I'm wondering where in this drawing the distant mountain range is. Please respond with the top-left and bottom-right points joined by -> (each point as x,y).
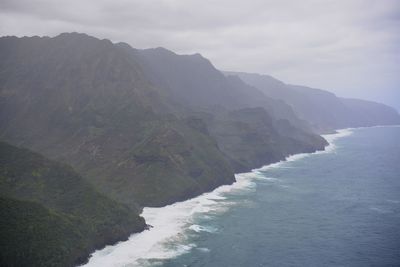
225,71 -> 400,133
0,32 -> 399,266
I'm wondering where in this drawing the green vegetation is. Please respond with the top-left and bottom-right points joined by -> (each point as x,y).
204,108 -> 327,172
79,116 -> 234,207
0,197 -> 85,267
0,142 -> 145,266
0,33 -> 235,209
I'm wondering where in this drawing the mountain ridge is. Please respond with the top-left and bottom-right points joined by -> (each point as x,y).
225,71 -> 400,133
0,33 -> 236,210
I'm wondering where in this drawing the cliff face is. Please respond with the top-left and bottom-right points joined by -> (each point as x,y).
186,108 -> 327,173
227,71 -> 400,133
128,46 -> 311,131
124,45 -> 327,172
0,33 -> 235,209
340,98 -> 400,127
0,141 -> 145,267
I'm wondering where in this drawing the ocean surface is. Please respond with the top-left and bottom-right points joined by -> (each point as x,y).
83,126 -> 400,267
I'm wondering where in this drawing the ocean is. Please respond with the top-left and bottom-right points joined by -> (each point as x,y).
83,126 -> 400,267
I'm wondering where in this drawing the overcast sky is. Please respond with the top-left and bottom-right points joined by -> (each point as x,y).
1,0 -> 399,110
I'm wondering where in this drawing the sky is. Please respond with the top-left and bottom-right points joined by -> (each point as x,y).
0,0 -> 399,110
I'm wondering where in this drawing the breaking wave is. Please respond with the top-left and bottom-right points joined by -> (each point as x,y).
82,129 -> 353,267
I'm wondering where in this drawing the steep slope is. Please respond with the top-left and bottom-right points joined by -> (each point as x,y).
0,33 -> 235,208
0,141 -> 145,267
228,71 -> 400,132
340,98 -> 400,127
196,108 -> 327,172
125,45 -> 311,131
121,45 -> 327,171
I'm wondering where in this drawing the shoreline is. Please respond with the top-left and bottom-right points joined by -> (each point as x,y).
82,128 -> 356,266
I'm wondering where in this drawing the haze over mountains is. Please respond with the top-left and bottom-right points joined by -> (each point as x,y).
226,71 -> 400,133
0,32 -> 399,266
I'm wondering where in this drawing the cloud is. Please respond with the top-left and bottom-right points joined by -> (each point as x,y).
0,0 -> 399,109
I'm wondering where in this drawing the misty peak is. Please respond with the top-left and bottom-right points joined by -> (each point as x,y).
54,32 -> 113,47
116,42 -> 134,50
143,46 -> 177,56
56,32 -> 93,40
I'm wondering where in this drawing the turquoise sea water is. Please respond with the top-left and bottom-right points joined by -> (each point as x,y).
84,126 -> 400,267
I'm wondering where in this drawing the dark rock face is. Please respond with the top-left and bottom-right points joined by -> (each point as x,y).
227,71 -> 400,133
0,141 -> 146,267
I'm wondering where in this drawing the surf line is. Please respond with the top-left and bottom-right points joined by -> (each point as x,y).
82,128 -> 353,267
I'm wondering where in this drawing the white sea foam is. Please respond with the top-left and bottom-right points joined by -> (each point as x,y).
189,224 -> 218,233
322,128 -> 353,153
196,247 -> 210,253
82,173 -> 256,267
258,128 -> 354,173
82,128 -> 353,267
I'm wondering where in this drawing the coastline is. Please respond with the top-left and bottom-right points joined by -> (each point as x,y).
82,128 -> 355,267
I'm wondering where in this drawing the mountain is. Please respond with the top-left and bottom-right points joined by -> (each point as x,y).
0,33 -> 235,208
340,98 -> 400,127
0,141 -> 145,267
198,107 -> 327,172
127,46 -> 310,130
226,71 -> 400,133
121,45 -> 327,171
